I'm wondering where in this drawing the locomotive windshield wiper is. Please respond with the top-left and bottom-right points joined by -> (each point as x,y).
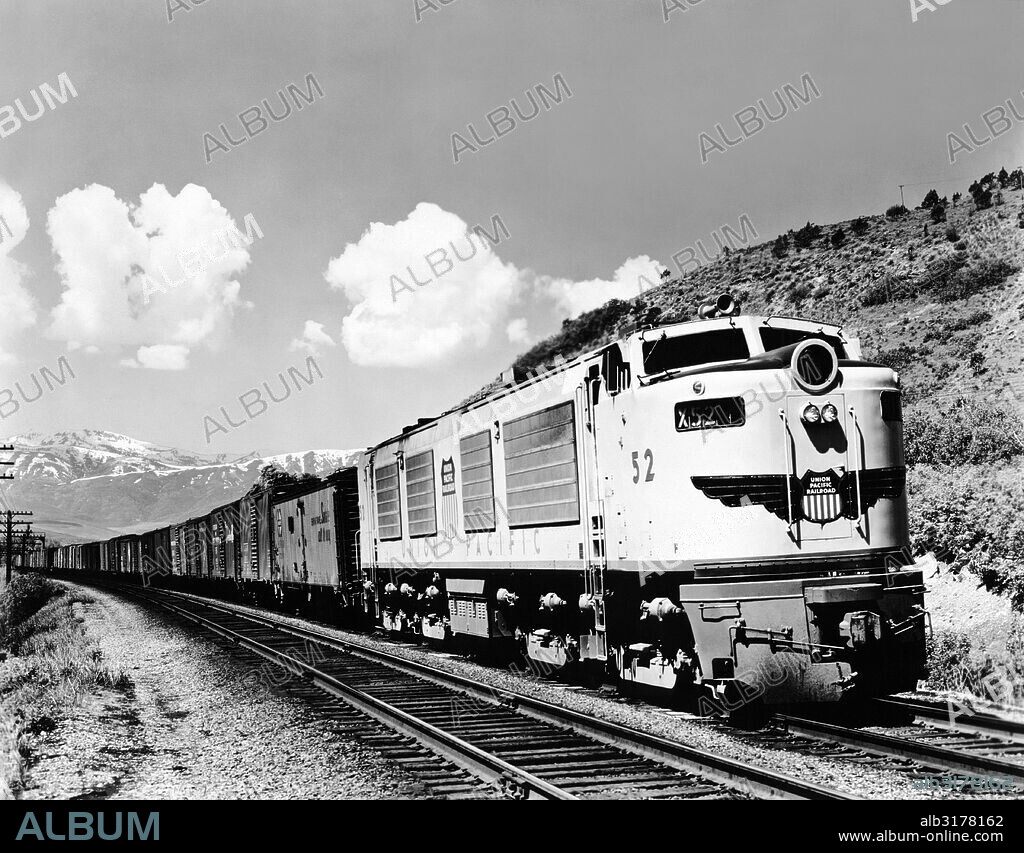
641,330 -> 668,375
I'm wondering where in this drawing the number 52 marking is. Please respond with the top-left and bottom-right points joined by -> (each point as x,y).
631,449 -> 655,483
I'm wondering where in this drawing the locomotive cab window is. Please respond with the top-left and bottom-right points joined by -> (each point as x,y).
759,327 -> 848,358
642,328 -> 749,375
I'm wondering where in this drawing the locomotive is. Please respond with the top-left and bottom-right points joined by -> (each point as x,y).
48,294 -> 929,709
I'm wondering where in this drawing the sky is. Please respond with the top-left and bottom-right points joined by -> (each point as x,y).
0,0 -> 1021,456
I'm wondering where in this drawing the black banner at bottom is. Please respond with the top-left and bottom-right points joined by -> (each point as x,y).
0,799 -> 1020,844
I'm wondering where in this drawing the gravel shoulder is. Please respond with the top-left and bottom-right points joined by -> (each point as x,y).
22,584 -> 423,800
152,587 -> 1021,801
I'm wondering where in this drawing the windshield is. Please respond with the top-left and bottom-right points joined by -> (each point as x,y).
642,328 -> 750,375
759,327 -> 848,359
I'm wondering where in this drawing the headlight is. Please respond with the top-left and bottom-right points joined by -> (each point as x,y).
821,403 -> 838,423
802,404 -> 821,423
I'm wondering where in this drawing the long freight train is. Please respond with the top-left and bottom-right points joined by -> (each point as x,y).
44,295 -> 930,710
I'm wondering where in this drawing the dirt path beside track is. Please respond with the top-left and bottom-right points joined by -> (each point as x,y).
20,583 -> 423,800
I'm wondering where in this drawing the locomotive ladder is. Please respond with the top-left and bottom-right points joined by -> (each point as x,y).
577,379 -> 608,660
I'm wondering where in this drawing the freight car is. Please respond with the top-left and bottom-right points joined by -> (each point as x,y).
51,295 -> 929,711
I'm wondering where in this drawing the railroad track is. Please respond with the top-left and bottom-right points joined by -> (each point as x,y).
770,713 -> 1024,794
94,582 -> 853,801
873,695 -> 1024,744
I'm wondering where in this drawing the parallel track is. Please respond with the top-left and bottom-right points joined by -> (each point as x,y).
773,713 -> 1024,791
873,696 -> 1024,744
96,582 -> 854,801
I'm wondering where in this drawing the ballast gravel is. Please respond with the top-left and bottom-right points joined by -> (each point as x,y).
148,587 -> 1024,801
22,586 -> 424,800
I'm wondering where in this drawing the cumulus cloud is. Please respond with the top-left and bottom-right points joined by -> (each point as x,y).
326,202 -> 525,368
327,203 -> 666,369
506,317 -> 532,345
46,183 -> 253,368
0,181 -> 37,363
540,254 -> 667,319
119,344 -> 190,370
289,320 -> 336,357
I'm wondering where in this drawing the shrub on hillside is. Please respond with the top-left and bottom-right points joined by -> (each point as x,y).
925,630 -> 977,693
908,464 -> 1024,611
945,225 -> 960,242
788,282 -> 812,302
945,309 -> 992,332
792,222 -> 822,250
860,273 -> 916,306
904,399 -> 1024,466
935,257 -> 1019,302
872,344 -> 918,372
930,204 -> 946,224
916,252 -> 968,296
920,189 -> 940,209
770,234 -> 789,259
830,227 -> 846,248
886,204 -> 908,219
851,217 -> 869,235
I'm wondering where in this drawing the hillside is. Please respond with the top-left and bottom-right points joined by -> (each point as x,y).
0,430 -> 360,541
497,178 -> 1024,418
496,171 -> 1024,705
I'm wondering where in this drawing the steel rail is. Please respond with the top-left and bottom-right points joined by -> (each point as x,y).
136,590 -> 575,800
135,585 -> 855,800
872,696 -> 1024,744
775,714 -> 1024,787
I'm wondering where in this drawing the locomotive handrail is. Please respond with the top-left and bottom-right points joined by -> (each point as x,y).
778,409 -> 794,528
848,406 -> 864,531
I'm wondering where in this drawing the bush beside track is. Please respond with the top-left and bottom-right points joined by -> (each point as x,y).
0,573 -> 131,799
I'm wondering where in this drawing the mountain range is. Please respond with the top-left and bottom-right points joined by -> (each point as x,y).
0,429 -> 360,542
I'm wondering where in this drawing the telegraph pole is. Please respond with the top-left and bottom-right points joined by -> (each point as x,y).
898,184 -> 906,209
4,510 -> 33,583
1,444 -> 13,482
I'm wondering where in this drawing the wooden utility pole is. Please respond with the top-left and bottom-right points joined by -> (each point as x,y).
1,444 -> 13,481
4,510 -> 33,583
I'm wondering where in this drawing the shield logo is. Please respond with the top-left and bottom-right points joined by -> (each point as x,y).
800,469 -> 844,523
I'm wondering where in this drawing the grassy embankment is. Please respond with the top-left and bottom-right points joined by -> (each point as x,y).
0,574 -> 131,799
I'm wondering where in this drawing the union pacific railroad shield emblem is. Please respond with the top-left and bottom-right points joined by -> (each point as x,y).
800,469 -> 843,523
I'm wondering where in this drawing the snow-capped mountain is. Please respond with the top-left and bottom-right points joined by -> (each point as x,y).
1,429 -> 361,542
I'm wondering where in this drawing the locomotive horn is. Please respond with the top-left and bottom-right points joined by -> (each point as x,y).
697,292 -> 741,318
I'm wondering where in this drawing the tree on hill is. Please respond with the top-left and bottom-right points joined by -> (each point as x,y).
851,217 -> 869,235
792,221 -> 822,250
830,227 -> 846,248
998,167 -> 1010,188
771,233 -> 789,259
952,192 -> 962,206
1010,168 -> 1024,191
246,463 -> 318,497
971,184 -> 993,211
930,203 -> 946,223
920,189 -> 940,209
